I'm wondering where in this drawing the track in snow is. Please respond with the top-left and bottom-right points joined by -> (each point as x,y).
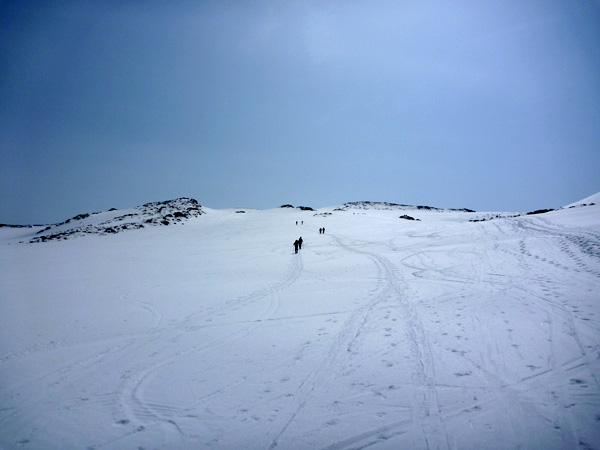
1,210 -> 599,449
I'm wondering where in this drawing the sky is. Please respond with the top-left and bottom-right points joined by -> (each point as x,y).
1,0 -> 599,224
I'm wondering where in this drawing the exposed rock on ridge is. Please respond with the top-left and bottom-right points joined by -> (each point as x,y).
29,198 -> 203,243
335,201 -> 474,212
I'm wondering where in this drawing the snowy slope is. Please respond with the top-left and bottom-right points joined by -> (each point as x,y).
24,198 -> 204,243
567,192 -> 600,207
1,197 -> 599,449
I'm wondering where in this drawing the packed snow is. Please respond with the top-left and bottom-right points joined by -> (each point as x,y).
1,197 -> 599,449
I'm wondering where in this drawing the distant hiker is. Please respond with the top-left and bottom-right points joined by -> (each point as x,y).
301,221 -> 304,225
322,227 -> 325,234
296,221 -> 298,225
319,228 -> 322,234
298,237 -> 303,249
294,239 -> 299,254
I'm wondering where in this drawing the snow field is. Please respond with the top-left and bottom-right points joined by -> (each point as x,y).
1,202 -> 599,449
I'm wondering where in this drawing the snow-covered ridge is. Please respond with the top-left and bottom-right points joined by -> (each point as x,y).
28,197 -> 203,243
334,201 -> 475,212
20,199 -> 474,243
567,192 -> 600,207
1,193 -> 599,448
13,194 -> 599,243
469,198 -> 597,223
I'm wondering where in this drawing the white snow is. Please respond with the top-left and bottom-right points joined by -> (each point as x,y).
1,198 -> 599,449
567,192 -> 600,208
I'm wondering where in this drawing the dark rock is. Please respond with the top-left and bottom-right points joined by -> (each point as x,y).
527,208 -> 554,215
28,197 -> 203,243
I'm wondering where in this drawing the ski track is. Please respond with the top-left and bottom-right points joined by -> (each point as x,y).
110,251 -> 304,448
0,248 -> 302,449
264,232 -> 451,450
303,218 -> 600,450
1,210 -> 599,449
467,217 -> 600,448
263,233 -> 394,450
334,235 -> 450,450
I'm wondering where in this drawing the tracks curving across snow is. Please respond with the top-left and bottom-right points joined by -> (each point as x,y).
263,232 -> 450,450
2,205 -> 599,450
328,234 -> 448,449
112,252 -> 306,447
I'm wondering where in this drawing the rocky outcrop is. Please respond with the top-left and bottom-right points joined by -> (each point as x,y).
29,198 -> 204,243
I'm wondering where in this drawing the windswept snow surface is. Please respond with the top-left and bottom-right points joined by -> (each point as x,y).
1,200 -> 599,449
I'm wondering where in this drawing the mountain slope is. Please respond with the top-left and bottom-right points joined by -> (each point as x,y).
27,198 -> 203,243
0,195 -> 599,449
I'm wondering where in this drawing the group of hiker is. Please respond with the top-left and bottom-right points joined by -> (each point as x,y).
293,237 -> 303,254
293,226 -> 327,253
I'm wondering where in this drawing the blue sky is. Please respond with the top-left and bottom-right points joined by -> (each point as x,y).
1,0 -> 599,224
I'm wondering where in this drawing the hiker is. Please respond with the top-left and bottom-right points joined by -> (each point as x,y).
294,239 -> 299,254
322,227 -> 325,234
298,237 -> 303,249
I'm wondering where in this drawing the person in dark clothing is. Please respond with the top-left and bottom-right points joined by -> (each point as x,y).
322,227 -> 325,234
319,228 -> 322,234
298,237 -> 303,249
294,239 -> 299,253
